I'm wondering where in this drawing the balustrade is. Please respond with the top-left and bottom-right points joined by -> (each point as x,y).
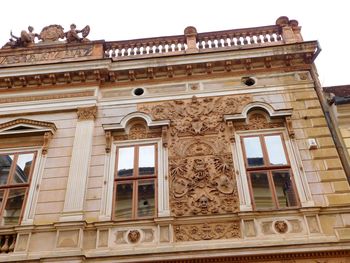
103,17 -> 298,60
196,26 -> 283,50
104,35 -> 187,58
0,234 -> 16,253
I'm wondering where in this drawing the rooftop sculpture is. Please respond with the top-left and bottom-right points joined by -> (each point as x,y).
2,24 -> 90,49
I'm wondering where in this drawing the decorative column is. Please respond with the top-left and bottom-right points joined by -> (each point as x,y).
60,106 -> 97,221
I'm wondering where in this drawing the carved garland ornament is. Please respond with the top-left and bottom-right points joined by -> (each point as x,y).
174,222 -> 240,241
139,95 -> 252,225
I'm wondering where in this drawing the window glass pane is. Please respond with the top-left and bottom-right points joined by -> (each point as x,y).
114,183 -> 133,220
12,153 -> 34,184
138,145 -> 155,176
137,180 -> 155,218
264,135 -> 287,166
117,147 -> 134,177
243,137 -> 264,167
0,154 -> 14,185
272,171 -> 298,208
250,172 -> 274,209
2,188 -> 26,225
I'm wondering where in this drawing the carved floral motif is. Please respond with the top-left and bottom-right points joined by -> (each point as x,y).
174,222 -> 240,241
77,106 -> 97,120
138,94 -> 252,220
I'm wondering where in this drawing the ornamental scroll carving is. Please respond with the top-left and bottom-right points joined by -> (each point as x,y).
174,222 -> 240,241
138,95 -> 252,219
234,112 -> 285,131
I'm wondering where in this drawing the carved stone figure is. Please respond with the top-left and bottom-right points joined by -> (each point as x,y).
2,26 -> 39,48
65,24 -> 90,43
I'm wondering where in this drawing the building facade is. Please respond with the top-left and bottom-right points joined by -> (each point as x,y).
0,17 -> 350,262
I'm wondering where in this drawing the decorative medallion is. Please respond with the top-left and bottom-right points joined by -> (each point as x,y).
274,220 -> 288,234
127,230 -> 141,243
39,25 -> 65,42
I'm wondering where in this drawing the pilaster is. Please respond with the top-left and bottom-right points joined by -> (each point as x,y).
60,106 -> 97,221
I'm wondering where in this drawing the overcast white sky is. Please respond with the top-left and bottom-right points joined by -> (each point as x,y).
0,0 -> 347,87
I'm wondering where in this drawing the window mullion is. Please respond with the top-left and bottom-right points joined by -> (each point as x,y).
7,154 -> 19,185
268,170 -> 279,209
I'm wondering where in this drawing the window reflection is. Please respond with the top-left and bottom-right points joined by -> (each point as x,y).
2,188 -> 26,225
0,190 -> 4,209
250,172 -> 274,209
272,171 -> 297,208
137,180 -> 155,217
265,135 -> 287,165
0,155 -> 14,185
138,145 -> 155,176
243,137 -> 264,167
114,183 -> 133,220
117,147 -> 134,177
12,153 -> 34,184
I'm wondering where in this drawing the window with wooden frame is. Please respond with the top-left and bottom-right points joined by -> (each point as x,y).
0,151 -> 36,225
113,144 -> 157,221
241,133 -> 299,210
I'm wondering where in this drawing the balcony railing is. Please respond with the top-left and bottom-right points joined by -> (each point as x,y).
104,16 -> 302,60
0,234 -> 16,254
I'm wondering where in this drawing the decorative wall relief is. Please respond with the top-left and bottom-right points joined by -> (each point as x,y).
174,222 -> 241,241
234,112 -> 285,131
139,95 -> 252,220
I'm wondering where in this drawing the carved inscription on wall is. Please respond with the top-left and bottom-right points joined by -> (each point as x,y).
139,95 -> 252,222
0,46 -> 93,65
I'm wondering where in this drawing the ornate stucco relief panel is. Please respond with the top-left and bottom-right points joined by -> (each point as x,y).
138,94 -> 252,220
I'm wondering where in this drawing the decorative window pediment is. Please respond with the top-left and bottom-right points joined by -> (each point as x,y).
225,101 -> 314,210
0,118 -> 57,154
102,112 -> 170,153
99,111 -> 170,221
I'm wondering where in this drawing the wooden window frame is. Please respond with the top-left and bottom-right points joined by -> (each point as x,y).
0,151 -> 37,226
241,133 -> 299,210
112,143 -> 158,221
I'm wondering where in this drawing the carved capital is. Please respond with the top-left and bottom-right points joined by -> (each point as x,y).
77,106 -> 97,120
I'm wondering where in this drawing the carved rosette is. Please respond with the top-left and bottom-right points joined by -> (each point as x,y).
138,95 -> 252,220
174,222 -> 241,241
77,106 -> 97,120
